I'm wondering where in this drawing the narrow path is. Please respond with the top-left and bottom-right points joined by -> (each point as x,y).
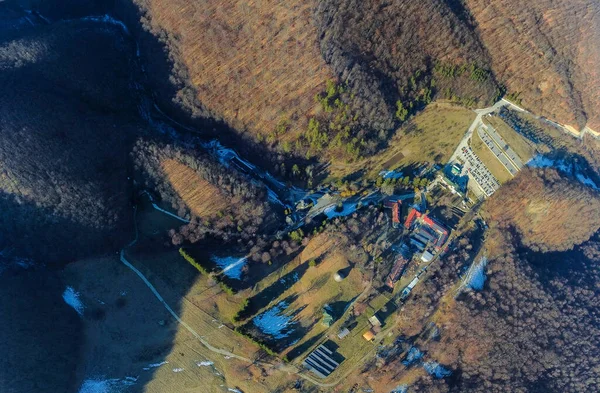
141,191 -> 190,223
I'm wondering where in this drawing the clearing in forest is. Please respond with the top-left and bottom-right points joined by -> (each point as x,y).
161,158 -> 229,218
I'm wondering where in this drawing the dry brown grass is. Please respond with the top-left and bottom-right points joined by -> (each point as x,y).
327,102 -> 476,179
161,158 -> 228,218
137,0 -> 332,139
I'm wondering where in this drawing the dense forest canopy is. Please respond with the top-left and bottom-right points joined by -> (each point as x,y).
483,168 -> 600,252
464,0 -> 600,130
133,139 -> 280,244
0,19 -> 140,264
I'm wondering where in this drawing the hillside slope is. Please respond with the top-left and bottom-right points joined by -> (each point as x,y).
466,0 -> 600,130
483,167 -> 600,251
121,0 -> 333,141
116,0 -> 600,163
117,0 -> 498,165
0,18 -> 141,264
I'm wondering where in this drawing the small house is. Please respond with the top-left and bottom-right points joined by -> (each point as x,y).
322,310 -> 334,327
368,315 -> 382,327
362,329 -> 376,342
337,327 -> 350,340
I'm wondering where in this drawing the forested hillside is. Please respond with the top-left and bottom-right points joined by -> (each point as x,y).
315,0 -> 498,131
465,0 -> 600,131
133,139 -> 280,244
119,0 -> 333,146
484,168 -> 600,251
116,0 -> 499,165
116,0 -> 600,164
410,232 -> 600,393
0,18 -> 141,264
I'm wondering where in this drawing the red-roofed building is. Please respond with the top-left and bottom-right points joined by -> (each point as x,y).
404,208 -> 422,229
421,216 -> 449,250
392,201 -> 402,228
385,255 -> 409,289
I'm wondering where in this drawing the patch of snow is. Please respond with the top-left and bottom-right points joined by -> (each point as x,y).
201,140 -> 292,205
63,286 -> 85,316
172,368 -> 184,373
576,174 -> 599,190
211,256 -> 247,280
324,201 -> 358,219
465,256 -> 488,291
143,361 -> 168,371
527,155 -> 555,168
228,389 -> 243,393
527,155 -> 571,173
390,385 -> 408,393
81,15 -> 129,35
528,154 -> 600,191
380,170 -> 403,180
253,301 -> 293,339
197,361 -> 214,367
402,346 -> 423,366
0,38 -> 48,70
279,272 -> 299,286
14,258 -> 35,269
423,362 -> 452,378
78,378 -> 135,393
266,187 -> 284,206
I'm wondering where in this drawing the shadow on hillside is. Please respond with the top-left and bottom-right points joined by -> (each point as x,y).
0,3 -> 325,392
234,258 -> 312,322
112,0 -> 327,187
0,268 -> 84,393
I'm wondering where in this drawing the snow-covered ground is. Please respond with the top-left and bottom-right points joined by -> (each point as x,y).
253,301 -> 293,339
423,362 -> 452,378
78,378 -> 135,393
379,169 -> 404,180
211,256 -> 247,280
142,361 -> 168,371
528,155 -> 600,190
390,385 -> 408,393
80,15 -> 130,35
324,201 -> 359,219
464,256 -> 488,291
62,286 -> 85,316
402,346 -> 424,366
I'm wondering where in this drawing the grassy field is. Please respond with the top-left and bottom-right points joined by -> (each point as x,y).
161,158 -> 229,218
470,129 -> 513,184
328,102 -> 476,180
483,116 -> 537,162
